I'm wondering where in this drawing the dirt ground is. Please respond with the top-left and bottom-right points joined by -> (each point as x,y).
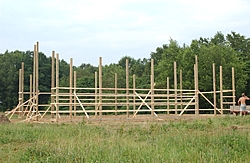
0,113 -> 10,124
8,113 -> 232,124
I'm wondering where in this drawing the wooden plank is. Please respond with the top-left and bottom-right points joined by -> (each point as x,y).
174,62 -> 177,115
51,51 -> 55,118
56,53 -> 59,121
179,96 -> 195,116
133,91 -> 158,117
126,59 -> 129,117
69,58 -> 73,120
99,57 -> 102,116
74,92 -> 89,118
220,66 -> 223,114
199,91 -> 221,114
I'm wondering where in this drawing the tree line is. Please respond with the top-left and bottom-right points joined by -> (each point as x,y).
0,31 -> 249,112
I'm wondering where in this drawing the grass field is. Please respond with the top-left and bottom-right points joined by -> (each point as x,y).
1,116 -> 250,163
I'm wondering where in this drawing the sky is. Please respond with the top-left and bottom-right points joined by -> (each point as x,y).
0,0 -> 250,66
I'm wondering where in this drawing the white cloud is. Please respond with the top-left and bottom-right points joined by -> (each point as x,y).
176,0 -> 249,21
0,0 -> 250,66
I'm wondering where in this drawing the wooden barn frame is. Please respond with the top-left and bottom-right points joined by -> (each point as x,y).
6,42 -> 236,123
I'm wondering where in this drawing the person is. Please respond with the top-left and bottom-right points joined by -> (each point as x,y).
238,93 -> 249,116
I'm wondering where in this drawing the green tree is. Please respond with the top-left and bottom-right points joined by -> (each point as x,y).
155,39 -> 182,88
226,32 -> 250,96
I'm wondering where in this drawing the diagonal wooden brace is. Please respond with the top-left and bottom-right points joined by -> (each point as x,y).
133,91 -> 158,117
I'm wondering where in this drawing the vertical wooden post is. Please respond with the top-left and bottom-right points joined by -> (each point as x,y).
51,51 -> 55,118
99,57 -> 102,117
195,55 -> 199,116
21,62 -> 24,115
174,62 -> 177,115
167,77 -> 169,114
69,58 -> 73,120
30,75 -> 32,100
151,59 -> 155,117
18,69 -> 22,117
36,42 -> 39,121
220,66 -> 223,115
95,71 -> 98,117
56,53 -> 59,122
115,73 -> 118,116
213,63 -> 216,115
133,74 -> 136,114
194,64 -> 197,115
180,69 -> 183,110
33,45 -> 36,117
126,59 -> 129,117
74,71 -> 76,117
29,74 -> 32,118
232,67 -> 235,112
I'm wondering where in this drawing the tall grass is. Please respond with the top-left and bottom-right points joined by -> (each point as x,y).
1,116 -> 250,162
